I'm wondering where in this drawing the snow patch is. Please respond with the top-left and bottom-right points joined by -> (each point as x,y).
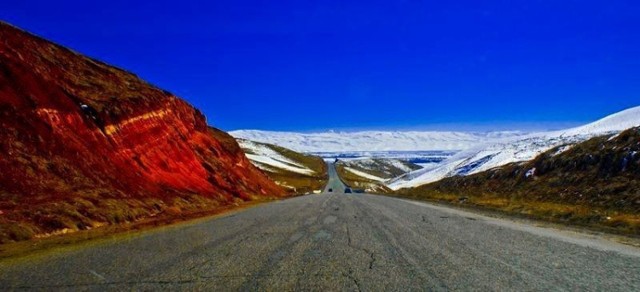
344,167 -> 386,182
238,140 -> 315,175
246,154 -> 315,175
525,168 -> 536,178
553,145 -> 573,156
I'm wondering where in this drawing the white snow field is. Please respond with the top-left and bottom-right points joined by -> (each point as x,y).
231,130 -> 524,152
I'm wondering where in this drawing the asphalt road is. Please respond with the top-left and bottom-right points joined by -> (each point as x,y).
323,161 -> 346,193
1,165 -> 640,291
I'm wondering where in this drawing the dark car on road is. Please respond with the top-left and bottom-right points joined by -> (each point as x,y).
345,188 -> 352,193
328,188 -> 333,192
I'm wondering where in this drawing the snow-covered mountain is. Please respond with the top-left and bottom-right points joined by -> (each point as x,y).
388,106 -> 640,190
232,106 -> 640,190
230,130 -> 525,153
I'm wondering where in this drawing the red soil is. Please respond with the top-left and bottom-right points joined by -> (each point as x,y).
0,22 -> 285,242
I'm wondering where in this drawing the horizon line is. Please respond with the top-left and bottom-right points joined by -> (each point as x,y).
226,121 -> 586,134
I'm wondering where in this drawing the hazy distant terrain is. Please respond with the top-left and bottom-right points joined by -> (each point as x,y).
230,130 -> 525,152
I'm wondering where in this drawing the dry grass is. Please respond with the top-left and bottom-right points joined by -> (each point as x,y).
335,164 -> 393,193
395,128 -> 640,235
338,158 -> 421,179
240,140 -> 328,194
0,188 -> 262,245
0,198 -> 274,261
396,190 -> 640,235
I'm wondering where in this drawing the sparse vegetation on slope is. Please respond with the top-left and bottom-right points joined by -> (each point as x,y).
0,22 -> 285,244
238,139 -> 328,194
336,158 -> 420,193
396,127 -> 640,235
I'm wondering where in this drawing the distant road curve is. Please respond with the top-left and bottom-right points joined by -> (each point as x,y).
1,164 -> 639,290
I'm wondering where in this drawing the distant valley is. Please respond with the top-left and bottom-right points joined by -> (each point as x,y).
232,106 -> 640,191
232,106 -> 640,234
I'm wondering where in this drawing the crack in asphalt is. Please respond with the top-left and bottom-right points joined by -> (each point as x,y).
3,192 -> 640,290
235,200 -> 323,290
359,199 -> 449,287
341,268 -> 362,292
187,234 -> 251,275
368,251 -> 376,270
345,224 -> 377,270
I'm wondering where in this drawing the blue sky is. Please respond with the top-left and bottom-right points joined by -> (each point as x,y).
2,1 -> 639,132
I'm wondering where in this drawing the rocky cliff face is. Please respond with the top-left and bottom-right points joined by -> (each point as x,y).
0,22 -> 284,242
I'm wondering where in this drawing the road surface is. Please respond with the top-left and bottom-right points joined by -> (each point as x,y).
1,164 -> 639,290
323,161 -> 346,193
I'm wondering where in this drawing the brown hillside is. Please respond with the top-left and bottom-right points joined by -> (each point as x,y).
398,128 -> 640,234
0,22 -> 285,243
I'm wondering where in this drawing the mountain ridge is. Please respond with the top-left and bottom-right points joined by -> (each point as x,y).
396,127 -> 640,234
230,129 -> 526,152
389,106 -> 640,189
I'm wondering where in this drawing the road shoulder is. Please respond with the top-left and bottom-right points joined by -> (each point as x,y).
377,193 -> 640,254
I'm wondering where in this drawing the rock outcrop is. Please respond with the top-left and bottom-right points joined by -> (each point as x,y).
0,21 -> 285,242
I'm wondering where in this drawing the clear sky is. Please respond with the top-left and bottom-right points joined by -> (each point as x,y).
2,1 -> 639,132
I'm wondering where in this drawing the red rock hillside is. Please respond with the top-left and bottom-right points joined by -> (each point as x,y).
0,21 -> 285,243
